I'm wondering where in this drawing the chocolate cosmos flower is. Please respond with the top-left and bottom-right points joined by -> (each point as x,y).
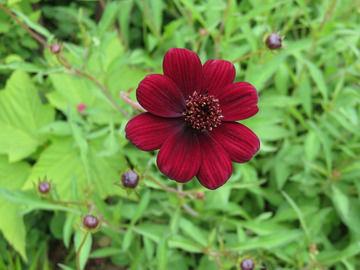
125,48 -> 260,189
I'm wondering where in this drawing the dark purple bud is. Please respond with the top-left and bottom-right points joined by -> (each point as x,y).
83,215 -> 99,229
241,258 -> 254,270
266,33 -> 282,49
50,44 -> 61,54
38,181 -> 50,194
121,170 -> 139,188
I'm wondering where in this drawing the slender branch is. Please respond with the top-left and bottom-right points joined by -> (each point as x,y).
232,48 -> 266,63
144,174 -> 192,197
44,197 -> 89,207
63,69 -> 129,118
0,3 -> 48,48
76,231 -> 89,270
72,69 -> 129,118
120,91 -> 145,111
215,0 -> 232,58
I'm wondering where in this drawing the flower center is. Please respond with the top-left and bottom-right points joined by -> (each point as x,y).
183,91 -> 222,131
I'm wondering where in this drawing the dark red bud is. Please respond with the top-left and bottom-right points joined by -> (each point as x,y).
83,215 -> 99,229
38,181 -> 50,194
121,170 -> 139,188
266,33 -> 282,49
50,44 -> 61,54
241,258 -> 254,270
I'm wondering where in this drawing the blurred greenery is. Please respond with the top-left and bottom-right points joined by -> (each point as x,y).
0,0 -> 360,269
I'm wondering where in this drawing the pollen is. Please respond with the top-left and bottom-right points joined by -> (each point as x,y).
183,91 -> 222,132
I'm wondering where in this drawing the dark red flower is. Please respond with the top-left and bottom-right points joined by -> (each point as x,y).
125,48 -> 259,189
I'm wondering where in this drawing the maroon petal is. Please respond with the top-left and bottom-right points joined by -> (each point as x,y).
216,82 -> 259,121
202,59 -> 235,95
137,74 -> 185,118
211,122 -> 260,163
157,128 -> 201,182
196,134 -> 232,190
125,113 -> 183,151
163,48 -> 202,98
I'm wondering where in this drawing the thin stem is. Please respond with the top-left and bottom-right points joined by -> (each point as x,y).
232,48 -> 266,63
120,91 -> 145,111
215,0 -> 232,58
0,3 -> 48,48
64,69 -> 129,118
44,197 -> 89,207
76,231 -> 89,270
144,174 -> 193,198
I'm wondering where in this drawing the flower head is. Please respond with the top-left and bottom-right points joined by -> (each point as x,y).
125,48 -> 259,189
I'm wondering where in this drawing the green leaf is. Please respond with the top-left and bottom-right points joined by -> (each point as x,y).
157,234 -> 168,270
130,190 -> 151,225
168,235 -> 203,253
0,156 -> 30,261
303,59 -> 328,103
74,230 -> 92,270
23,137 -> 129,200
229,230 -> 302,251
179,218 -> 208,247
0,71 -> 54,161
89,247 -> 124,258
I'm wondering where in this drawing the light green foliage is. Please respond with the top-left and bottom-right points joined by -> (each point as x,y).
0,71 -> 54,161
0,0 -> 359,269
0,156 -> 30,261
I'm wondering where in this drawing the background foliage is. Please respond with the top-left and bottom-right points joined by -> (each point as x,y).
0,0 -> 360,269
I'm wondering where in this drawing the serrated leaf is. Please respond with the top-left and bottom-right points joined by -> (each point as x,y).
0,71 -> 54,161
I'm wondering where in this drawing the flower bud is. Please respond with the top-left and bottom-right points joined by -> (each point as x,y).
83,215 -> 99,229
77,103 -> 86,112
266,33 -> 282,50
121,170 -> 139,188
241,258 -> 254,270
50,44 -> 62,54
196,191 -> 204,200
38,181 -> 51,194
199,28 -> 208,36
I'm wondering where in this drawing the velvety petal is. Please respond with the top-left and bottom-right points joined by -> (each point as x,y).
216,82 -> 259,121
211,122 -> 260,163
196,134 -> 232,190
163,48 -> 203,98
157,128 -> 201,182
137,74 -> 185,118
202,59 -> 235,95
125,113 -> 184,151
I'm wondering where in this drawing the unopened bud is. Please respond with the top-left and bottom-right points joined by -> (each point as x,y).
199,28 -> 207,36
121,170 -> 139,188
266,33 -> 282,50
50,44 -> 62,54
38,181 -> 50,194
83,215 -> 99,229
196,191 -> 204,200
241,258 -> 254,270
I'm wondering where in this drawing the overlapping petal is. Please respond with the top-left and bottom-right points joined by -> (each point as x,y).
202,59 -> 235,95
125,113 -> 183,151
137,74 -> 185,118
157,128 -> 201,182
163,48 -> 203,98
216,82 -> 258,121
211,122 -> 260,163
196,134 -> 233,189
